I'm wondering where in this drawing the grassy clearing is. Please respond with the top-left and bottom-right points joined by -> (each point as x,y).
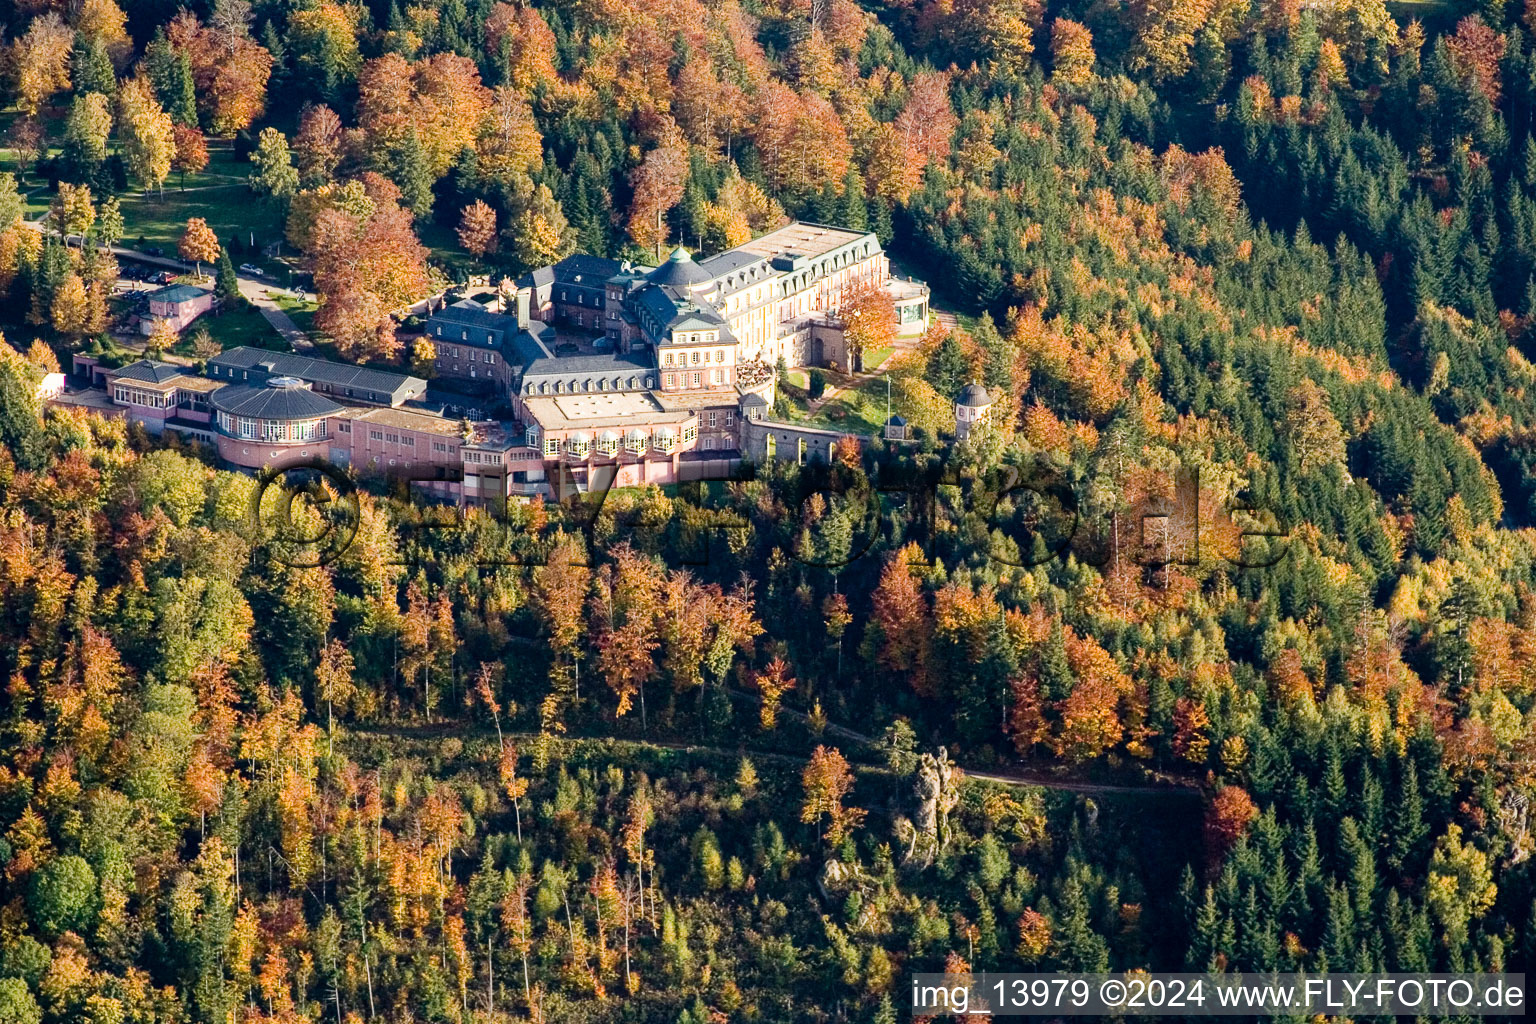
777,371 -> 890,435
175,304 -> 289,354
273,293 -> 318,335
808,374 -> 890,434
118,182 -> 284,266
862,343 -> 896,370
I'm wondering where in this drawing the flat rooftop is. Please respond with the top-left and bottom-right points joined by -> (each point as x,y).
50,388 -> 119,412
173,377 -> 226,393
348,405 -> 470,438
730,222 -> 873,260
524,392 -> 692,430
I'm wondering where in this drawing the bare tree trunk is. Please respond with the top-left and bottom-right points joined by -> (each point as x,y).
487,937 -> 495,1019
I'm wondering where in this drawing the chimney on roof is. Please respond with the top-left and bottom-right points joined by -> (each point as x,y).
515,286 -> 531,331
256,361 -> 277,373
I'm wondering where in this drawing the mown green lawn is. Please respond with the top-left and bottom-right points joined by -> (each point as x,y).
273,293 -> 318,334
777,372 -> 890,436
118,181 -> 284,266
174,304 -> 289,354
862,344 -> 896,370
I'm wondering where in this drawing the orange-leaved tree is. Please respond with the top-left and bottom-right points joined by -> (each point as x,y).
178,217 -> 220,279
457,199 -> 498,257
801,745 -> 865,846
307,173 -> 430,361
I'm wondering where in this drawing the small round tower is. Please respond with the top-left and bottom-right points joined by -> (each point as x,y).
954,382 -> 993,440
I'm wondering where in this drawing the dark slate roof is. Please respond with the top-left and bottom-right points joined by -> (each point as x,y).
957,383 -> 992,407
519,350 -> 657,396
551,253 -> 623,284
523,351 -> 654,379
148,284 -> 212,304
425,302 -> 522,349
211,378 -> 344,419
632,284 -> 727,336
633,285 -> 680,330
886,413 -> 908,425
739,392 -> 770,408
208,347 -> 426,399
510,325 -> 555,366
697,250 -> 762,276
647,247 -> 713,291
112,358 -> 187,384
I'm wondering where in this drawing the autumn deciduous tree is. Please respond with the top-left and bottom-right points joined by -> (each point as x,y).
179,218 -> 220,278
286,178 -> 375,252
308,173 -> 430,361
592,545 -> 666,727
171,124 -> 209,190
165,8 -> 273,133
145,313 -> 178,355
357,53 -> 491,180
837,281 -> 898,367
51,273 -> 91,340
293,104 -> 344,186
627,129 -> 689,260
801,745 -> 865,845
51,183 -> 95,241
1283,379 -> 1346,474
894,71 -> 958,176
508,180 -> 574,271
10,13 -> 74,115
457,200 -> 498,257
8,118 -> 44,179
1445,16 -> 1506,105
869,544 -> 931,691
753,656 -> 796,730
476,86 -> 543,184
1203,785 -> 1257,867
1050,19 -> 1096,86
485,3 -> 558,91
118,76 -> 176,195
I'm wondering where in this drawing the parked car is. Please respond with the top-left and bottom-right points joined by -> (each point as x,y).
239,263 -> 262,275
153,271 -> 176,285
143,246 -> 163,257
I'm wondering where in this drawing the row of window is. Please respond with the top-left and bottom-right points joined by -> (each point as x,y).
525,375 -> 653,396
114,386 -> 177,408
663,348 -> 726,366
664,370 -> 726,388
436,344 -> 496,364
364,429 -> 416,447
535,425 -> 701,458
435,326 -> 499,346
217,411 -> 325,442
